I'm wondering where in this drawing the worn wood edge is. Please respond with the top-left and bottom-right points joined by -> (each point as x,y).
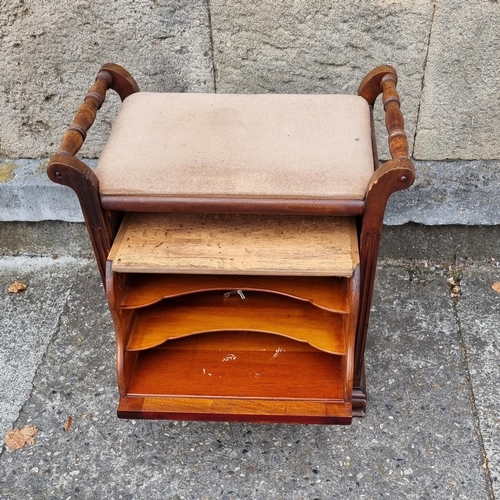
107,213 -> 130,262
100,196 -> 365,216
342,265 -> 360,402
117,396 -> 352,424
350,219 -> 360,268
358,65 -> 397,106
113,265 -> 354,278
121,286 -> 350,314
127,326 -> 347,356
364,158 -> 415,200
351,365 -> 367,417
99,63 -> 140,100
105,260 -> 138,397
47,154 -> 111,284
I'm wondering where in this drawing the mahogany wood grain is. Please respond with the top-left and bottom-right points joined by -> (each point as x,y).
152,330 -> 334,353
57,64 -> 139,158
126,331 -> 345,399
105,260 -> 138,396
100,195 -> 365,216
126,292 -> 346,354
353,158 -> 415,410
111,213 -> 358,277
358,65 -> 409,161
351,65 -> 414,413
117,396 -> 352,425
381,75 -> 408,159
47,63 -> 138,285
358,65 -> 398,107
47,63 -> 417,423
47,154 -> 113,284
342,265 -> 360,401
120,274 -> 350,312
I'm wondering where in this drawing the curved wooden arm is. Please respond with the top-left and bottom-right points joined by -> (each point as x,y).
358,65 -> 409,160
47,154 -> 114,283
57,63 -> 139,157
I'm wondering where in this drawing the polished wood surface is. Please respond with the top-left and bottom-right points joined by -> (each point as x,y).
47,63 -> 139,285
358,65 -> 409,161
126,292 -> 346,354
118,396 -> 352,424
47,154 -> 114,283
358,65 -> 397,107
100,195 -> 365,216
127,331 -> 344,399
119,330 -> 352,424
120,274 -> 349,312
111,213 -> 359,277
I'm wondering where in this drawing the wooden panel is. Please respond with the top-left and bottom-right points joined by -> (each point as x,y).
118,396 -> 352,425
126,293 -> 346,354
121,274 -> 349,313
126,331 -> 345,400
100,195 -> 365,217
110,213 -> 358,277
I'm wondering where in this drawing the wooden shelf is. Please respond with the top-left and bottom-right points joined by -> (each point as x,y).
110,213 -> 359,277
105,211 -> 360,424
126,292 -> 346,355
118,331 -> 352,424
121,273 -> 350,312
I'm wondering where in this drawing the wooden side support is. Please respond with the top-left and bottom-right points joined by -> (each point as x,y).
354,66 -> 415,415
47,64 -> 139,285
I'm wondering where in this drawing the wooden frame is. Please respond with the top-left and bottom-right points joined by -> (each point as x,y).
48,63 -> 414,422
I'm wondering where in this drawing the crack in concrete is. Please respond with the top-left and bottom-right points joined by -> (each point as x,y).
0,262 -> 84,459
451,296 -> 495,500
206,0 -> 217,93
412,1 -> 436,159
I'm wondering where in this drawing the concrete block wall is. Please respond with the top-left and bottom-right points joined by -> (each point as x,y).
1,0 -> 499,224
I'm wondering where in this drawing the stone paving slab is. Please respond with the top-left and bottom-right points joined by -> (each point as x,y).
0,259 -> 493,498
456,267 -> 500,497
413,0 -> 500,160
0,257 -> 85,441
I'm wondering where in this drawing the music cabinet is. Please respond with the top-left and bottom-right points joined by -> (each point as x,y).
48,63 -> 414,424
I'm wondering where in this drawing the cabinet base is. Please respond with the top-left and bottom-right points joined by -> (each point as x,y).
117,396 -> 353,425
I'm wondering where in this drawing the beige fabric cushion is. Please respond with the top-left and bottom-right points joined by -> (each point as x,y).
96,92 -> 374,200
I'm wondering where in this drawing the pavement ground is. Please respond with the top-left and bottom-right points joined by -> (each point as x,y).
0,254 -> 498,499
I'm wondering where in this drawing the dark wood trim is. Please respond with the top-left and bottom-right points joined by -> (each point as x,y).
100,63 -> 140,100
352,66 -> 415,414
47,63 -> 138,284
47,154 -> 114,284
358,65 -> 397,107
100,195 -> 365,216
351,364 -> 367,417
353,158 -> 415,405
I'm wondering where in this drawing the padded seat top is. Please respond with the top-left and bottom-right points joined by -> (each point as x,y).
96,92 -> 374,200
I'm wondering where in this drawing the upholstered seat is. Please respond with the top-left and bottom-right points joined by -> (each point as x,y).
96,92 -> 374,200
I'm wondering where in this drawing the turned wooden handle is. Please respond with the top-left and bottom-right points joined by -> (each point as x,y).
381,74 -> 408,159
358,65 -> 409,160
57,63 -> 139,157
